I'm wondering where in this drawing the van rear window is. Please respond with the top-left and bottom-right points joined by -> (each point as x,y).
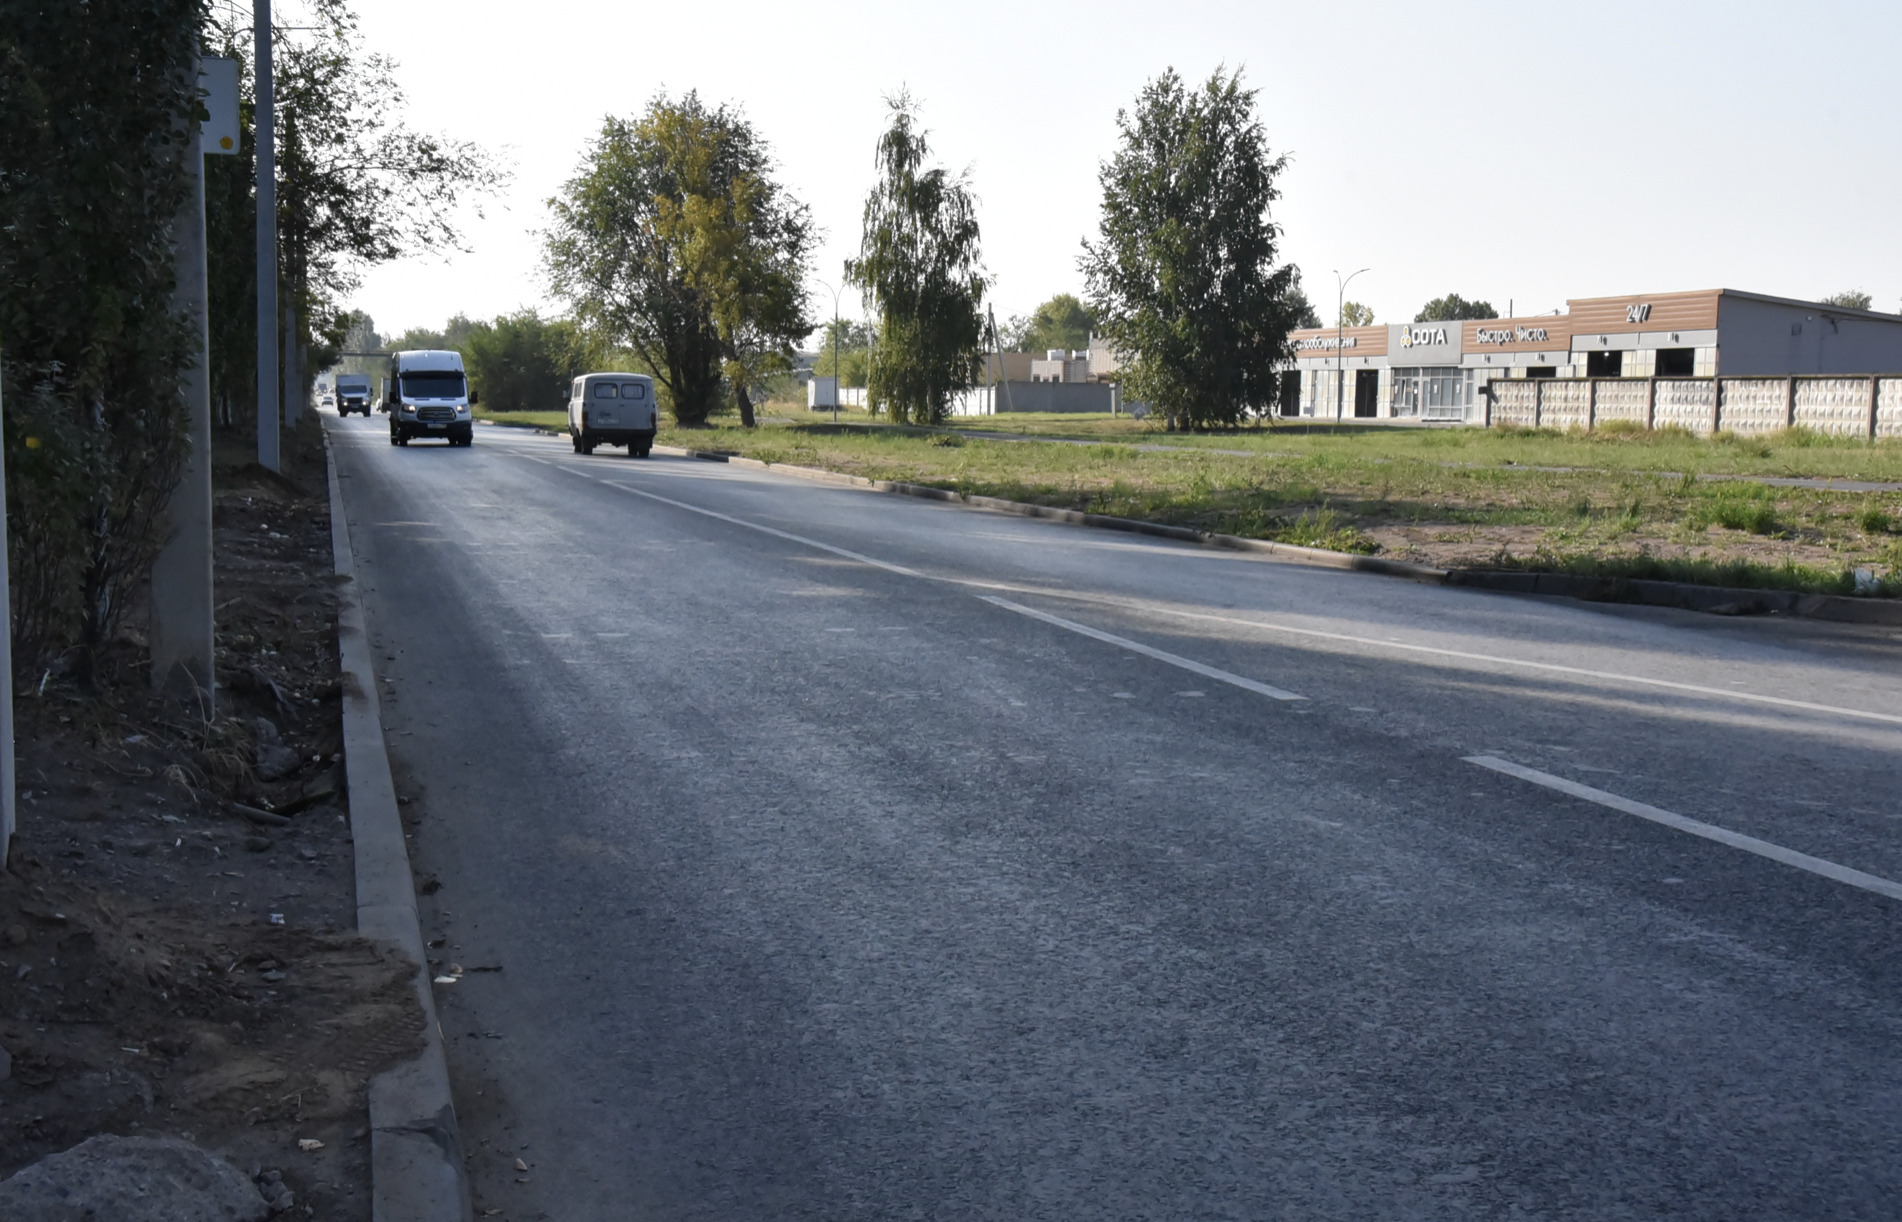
622,383 -> 646,400
593,384 -> 618,398
400,371 -> 464,398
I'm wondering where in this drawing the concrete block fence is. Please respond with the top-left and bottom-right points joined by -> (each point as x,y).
1486,375 -> 1902,438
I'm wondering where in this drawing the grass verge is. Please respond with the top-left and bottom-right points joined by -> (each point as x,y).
650,419 -> 1902,598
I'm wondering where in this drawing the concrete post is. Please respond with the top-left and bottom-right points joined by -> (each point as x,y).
1869,375 -> 1879,440
1784,376 -> 1796,429
0,368 -> 14,868
1533,378 -> 1542,429
1712,378 -> 1722,436
1645,376 -> 1656,429
150,92 -> 217,705
254,0 -> 279,472
283,301 -> 300,429
1587,378 -> 1597,432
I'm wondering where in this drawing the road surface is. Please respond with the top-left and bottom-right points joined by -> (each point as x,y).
327,413 -> 1902,1220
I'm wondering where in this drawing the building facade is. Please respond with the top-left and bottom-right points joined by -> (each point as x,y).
1286,288 -> 1902,422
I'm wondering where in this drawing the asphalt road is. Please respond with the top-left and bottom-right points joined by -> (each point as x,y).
327,413 -> 1902,1220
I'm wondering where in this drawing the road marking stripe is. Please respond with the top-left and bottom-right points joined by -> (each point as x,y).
1464,754 -> 1902,902
600,483 -> 923,577
1006,589 -> 1902,728
570,466 -> 1898,728
979,596 -> 1304,701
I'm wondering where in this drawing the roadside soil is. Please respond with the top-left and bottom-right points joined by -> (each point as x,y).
0,418 -> 422,1219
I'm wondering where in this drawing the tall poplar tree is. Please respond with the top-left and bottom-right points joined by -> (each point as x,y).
848,94 -> 986,426
1082,67 -> 1302,431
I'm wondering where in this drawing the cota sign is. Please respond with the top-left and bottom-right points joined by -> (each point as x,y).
1399,325 -> 1448,349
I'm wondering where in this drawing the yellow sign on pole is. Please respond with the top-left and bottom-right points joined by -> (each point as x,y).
199,56 -> 240,155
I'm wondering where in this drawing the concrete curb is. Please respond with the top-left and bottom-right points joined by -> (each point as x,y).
324,428 -> 472,1222
648,442 -> 1902,625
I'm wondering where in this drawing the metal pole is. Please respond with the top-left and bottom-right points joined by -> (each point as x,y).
0,364 -> 14,868
254,0 -> 279,471
151,59 -> 217,704
833,292 -> 841,426
1334,267 -> 1368,422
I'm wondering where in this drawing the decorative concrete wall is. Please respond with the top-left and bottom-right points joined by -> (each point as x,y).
1485,374 -> 1902,436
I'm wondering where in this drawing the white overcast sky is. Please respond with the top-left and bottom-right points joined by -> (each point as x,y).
342,0 -> 1902,339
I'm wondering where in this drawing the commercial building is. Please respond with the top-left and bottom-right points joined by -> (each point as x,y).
1286,288 -> 1902,425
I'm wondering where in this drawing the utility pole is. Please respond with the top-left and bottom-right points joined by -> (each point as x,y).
1335,267 -> 1369,422
0,364 -> 13,868
255,0 -> 279,471
151,55 -> 236,705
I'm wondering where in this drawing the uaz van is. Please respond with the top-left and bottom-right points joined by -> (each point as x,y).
568,372 -> 657,456
387,350 -> 475,446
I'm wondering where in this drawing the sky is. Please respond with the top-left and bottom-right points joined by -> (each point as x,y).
339,0 -> 1902,341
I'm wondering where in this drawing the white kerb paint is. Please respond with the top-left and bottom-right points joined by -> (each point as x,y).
1465,755 -> 1902,903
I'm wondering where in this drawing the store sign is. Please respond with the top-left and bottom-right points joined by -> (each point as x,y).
1399,325 -> 1448,349
1474,324 -> 1551,346
1626,303 -> 1652,324
1294,336 -> 1357,351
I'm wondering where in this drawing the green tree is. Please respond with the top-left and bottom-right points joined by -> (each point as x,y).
813,319 -> 875,388
1414,293 -> 1496,322
202,0 -> 505,428
1081,67 -> 1302,430
1285,271 -> 1322,329
1009,293 -> 1095,353
848,94 -> 988,425
547,94 -> 811,427
0,0 -> 201,671
1822,289 -> 1874,310
462,311 -> 587,412
1339,301 -> 1374,327
651,100 -> 814,427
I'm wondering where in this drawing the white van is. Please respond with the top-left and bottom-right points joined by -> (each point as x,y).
387,350 -> 476,447
568,372 -> 658,456
334,373 -> 372,416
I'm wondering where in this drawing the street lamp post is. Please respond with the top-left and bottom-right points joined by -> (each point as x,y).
1334,267 -> 1369,422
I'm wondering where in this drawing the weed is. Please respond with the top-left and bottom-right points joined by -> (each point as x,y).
1857,503 -> 1896,534
1271,507 -> 1379,554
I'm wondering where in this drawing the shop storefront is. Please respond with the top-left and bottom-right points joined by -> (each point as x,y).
1285,288 -> 1902,422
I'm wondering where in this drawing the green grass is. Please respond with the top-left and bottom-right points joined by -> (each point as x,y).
475,408 -> 567,430
1486,549 -> 1901,598
936,417 -> 1902,481
635,417 -> 1902,596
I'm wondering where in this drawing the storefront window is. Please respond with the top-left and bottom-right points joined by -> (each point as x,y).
1390,367 -> 1470,420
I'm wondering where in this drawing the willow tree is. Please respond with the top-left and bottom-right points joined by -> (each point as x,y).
848,94 -> 986,425
547,94 -> 812,427
1082,67 -> 1302,431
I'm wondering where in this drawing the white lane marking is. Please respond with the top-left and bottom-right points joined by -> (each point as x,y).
600,482 -> 923,577
1012,589 -> 1902,729
1465,754 -> 1902,902
979,596 -> 1304,701
566,465 -> 1890,727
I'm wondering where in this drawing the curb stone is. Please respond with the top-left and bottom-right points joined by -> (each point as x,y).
324,427 -> 473,1222
645,443 -> 1902,626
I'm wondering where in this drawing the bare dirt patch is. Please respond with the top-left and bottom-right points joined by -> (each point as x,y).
1,421 -> 421,1219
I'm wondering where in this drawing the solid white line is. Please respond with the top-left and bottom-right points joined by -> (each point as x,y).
1014,590 -> 1902,729
980,596 -> 1304,701
600,482 -> 923,577
541,460 -> 1899,729
1464,754 -> 1902,902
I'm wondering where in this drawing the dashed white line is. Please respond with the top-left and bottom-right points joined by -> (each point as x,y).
1465,754 -> 1902,902
979,596 -> 1304,702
